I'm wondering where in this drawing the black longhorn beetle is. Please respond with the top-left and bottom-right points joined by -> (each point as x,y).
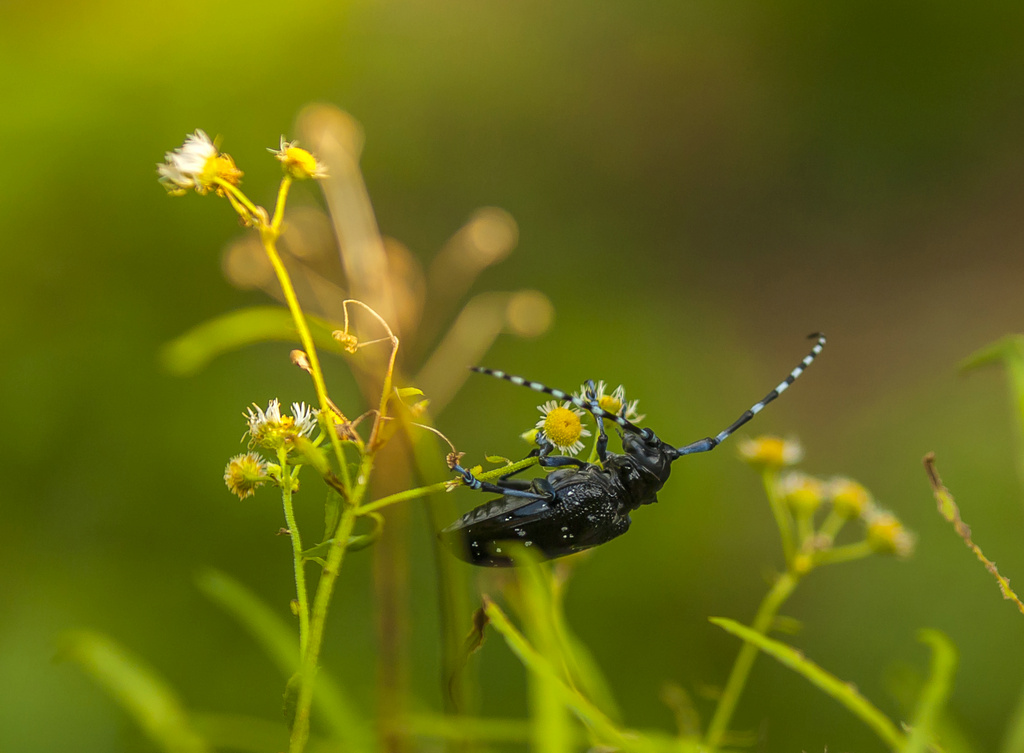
441,334 -> 826,566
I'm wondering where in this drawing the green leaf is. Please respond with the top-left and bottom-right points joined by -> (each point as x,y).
303,514 -> 384,561
484,596 -> 662,753
291,437 -> 330,476
904,629 -> 958,753
515,554 -> 574,753
960,335 -> 1024,372
1002,680 -> 1024,753
323,487 -> 342,543
195,569 -> 372,751
284,671 -> 301,731
710,617 -> 906,751
160,306 -> 340,376
58,630 -> 211,753
396,386 -> 425,398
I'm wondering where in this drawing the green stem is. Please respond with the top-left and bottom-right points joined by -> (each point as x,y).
278,451 -> 310,656
271,175 -> 293,231
357,457 -> 540,516
816,508 -> 847,545
288,454 -> 374,753
259,179 -> 351,494
813,540 -> 874,567
794,510 -> 814,548
762,469 -> 794,565
245,176 -> 361,753
704,570 -> 800,749
215,178 -> 263,221
357,480 -> 452,516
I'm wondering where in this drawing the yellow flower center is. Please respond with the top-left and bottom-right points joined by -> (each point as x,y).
778,471 -> 824,516
738,435 -> 802,468
543,406 -> 583,448
753,437 -> 787,463
251,416 -> 297,450
199,154 -> 243,192
284,146 -> 319,178
831,479 -> 870,518
598,394 -> 623,414
867,514 -> 910,555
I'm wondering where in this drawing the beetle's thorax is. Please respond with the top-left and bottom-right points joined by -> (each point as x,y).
605,433 -> 675,510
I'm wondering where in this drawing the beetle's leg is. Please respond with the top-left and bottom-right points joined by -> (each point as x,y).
450,462 -> 551,500
583,379 -> 610,463
535,430 -> 588,470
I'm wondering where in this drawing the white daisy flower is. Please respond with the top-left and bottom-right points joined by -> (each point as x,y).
244,399 -> 318,450
576,380 -> 645,423
290,402 -> 319,437
158,130 -> 242,195
535,400 -> 591,455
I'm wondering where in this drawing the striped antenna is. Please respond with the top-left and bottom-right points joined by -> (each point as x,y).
676,333 -> 826,456
469,367 -> 649,436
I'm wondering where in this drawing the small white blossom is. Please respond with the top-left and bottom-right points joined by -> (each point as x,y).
290,402 -> 318,437
576,380 -> 645,423
158,130 -> 242,195
158,130 -> 218,193
246,398 -> 284,438
244,399 -> 318,450
535,400 -> 591,455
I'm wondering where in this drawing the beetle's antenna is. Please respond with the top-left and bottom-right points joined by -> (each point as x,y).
469,367 -> 649,436
675,333 -> 826,457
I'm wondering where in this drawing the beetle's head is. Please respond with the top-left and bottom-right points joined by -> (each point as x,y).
620,428 -> 678,492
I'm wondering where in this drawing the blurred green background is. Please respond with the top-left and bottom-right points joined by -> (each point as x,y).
4,0 -> 1024,750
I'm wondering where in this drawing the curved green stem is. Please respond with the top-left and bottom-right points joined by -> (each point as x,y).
288,454 -> 373,753
278,450 -> 310,655
271,175 -> 292,231
813,540 -> 874,567
762,468 -> 795,566
357,480 -> 452,516
357,456 -> 541,516
816,508 -> 847,545
257,180 -> 351,493
704,570 -> 800,749
215,178 -> 263,221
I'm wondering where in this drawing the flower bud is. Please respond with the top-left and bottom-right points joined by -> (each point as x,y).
738,436 -> 803,469
224,452 -> 269,499
778,471 -> 824,516
829,477 -> 872,519
866,510 -> 915,557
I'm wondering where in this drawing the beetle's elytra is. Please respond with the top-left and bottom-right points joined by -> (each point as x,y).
443,334 -> 826,566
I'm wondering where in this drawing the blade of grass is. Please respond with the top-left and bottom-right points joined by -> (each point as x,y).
517,557 -> 574,753
904,629 -> 957,753
710,617 -> 906,751
58,630 -> 211,753
1002,681 -> 1024,753
483,597 -> 662,753
961,335 -> 1024,490
161,306 -> 341,376
195,568 -> 372,750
